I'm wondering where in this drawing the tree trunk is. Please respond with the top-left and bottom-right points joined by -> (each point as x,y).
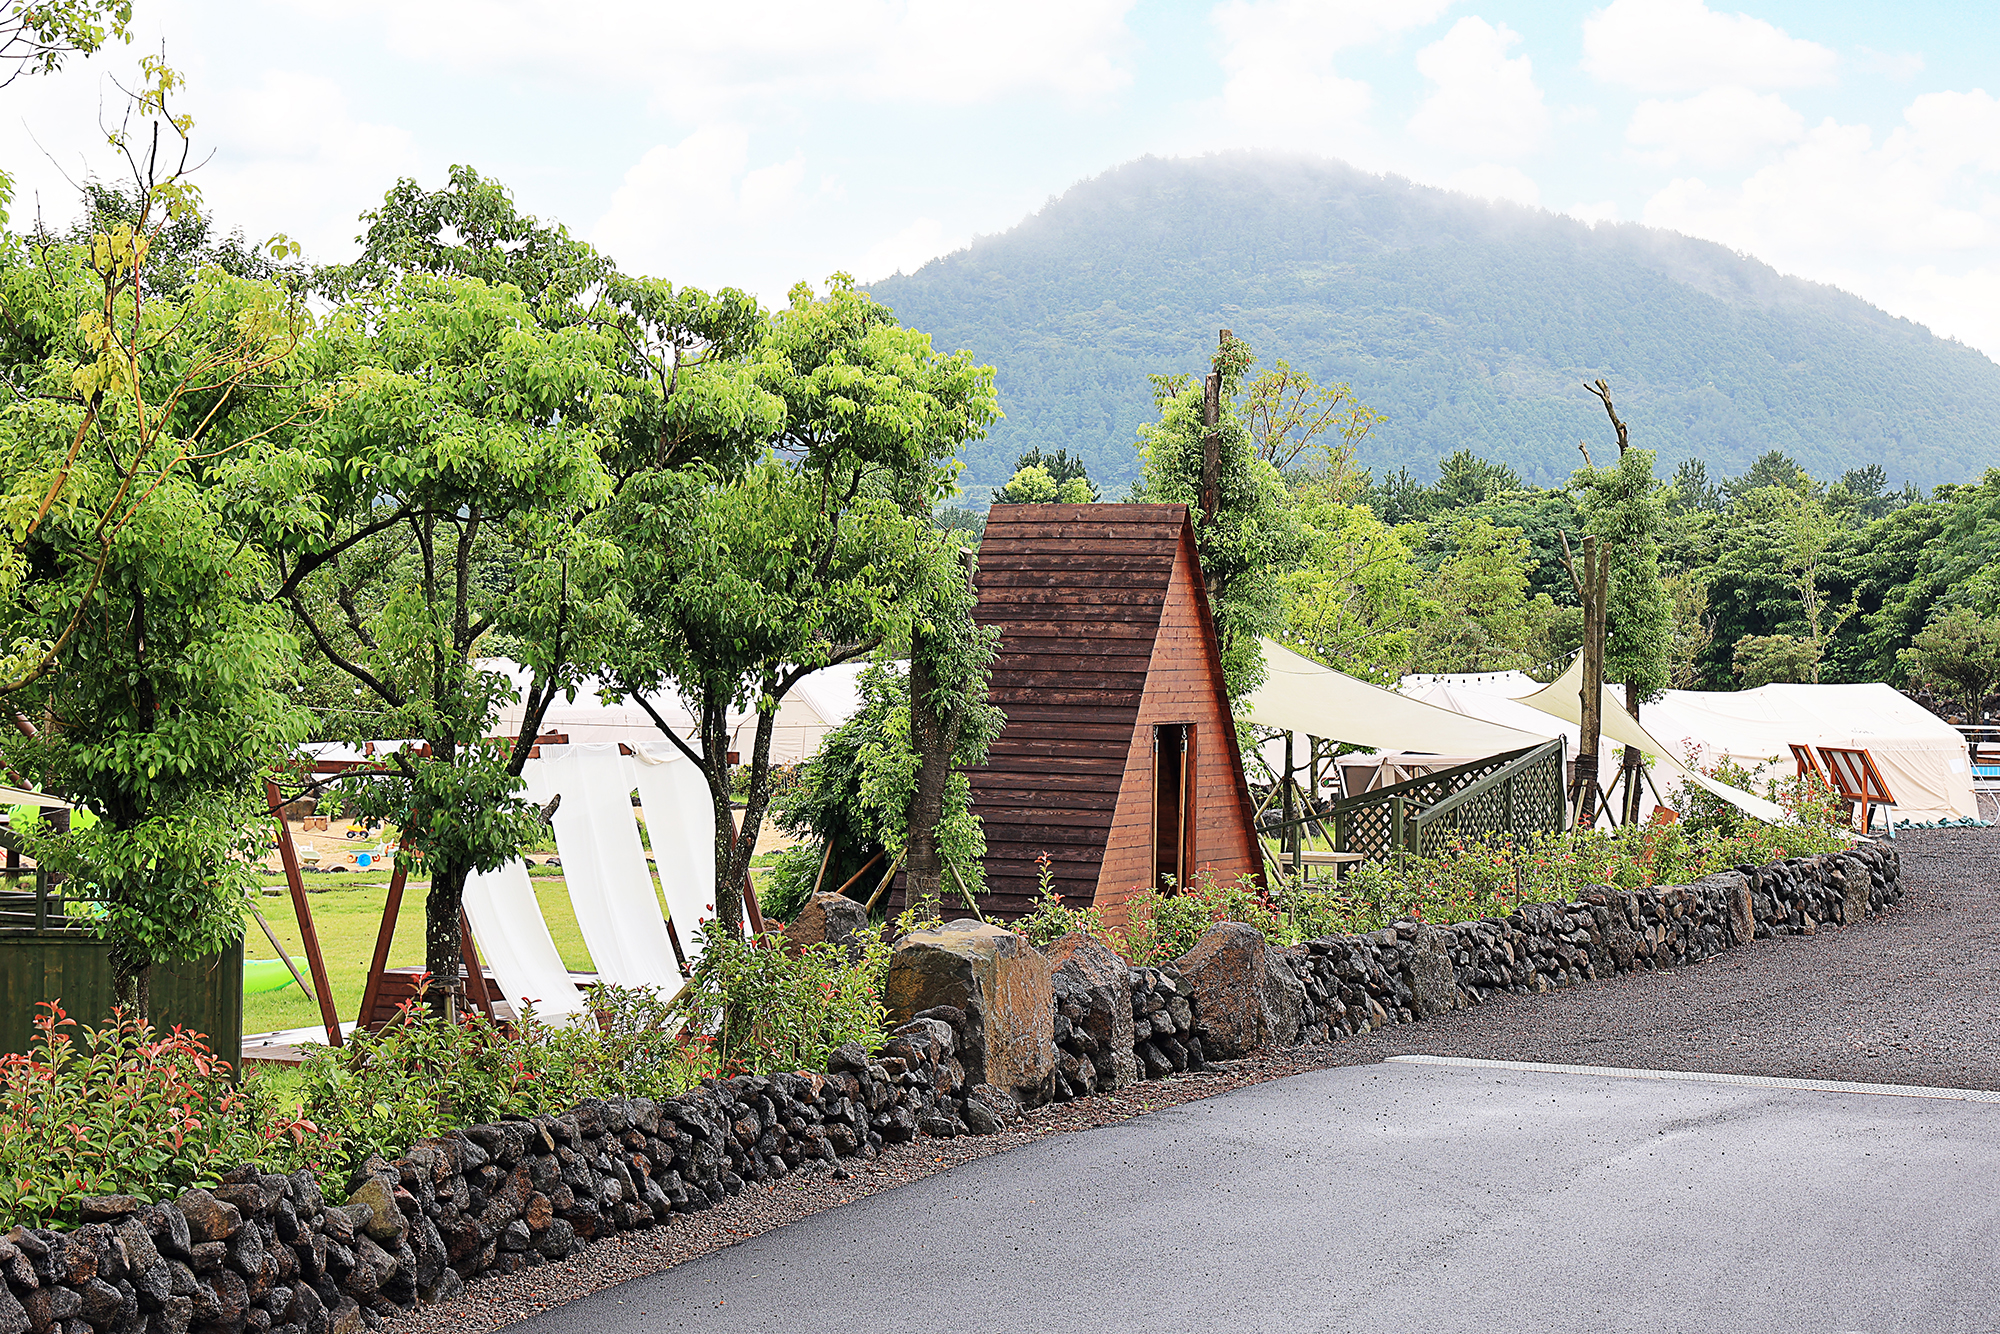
699,692 -> 745,941
723,706 -> 782,937
109,941 -> 150,1026
424,855 -> 469,1020
1622,683 -> 1645,826
904,643 -> 950,918
1574,535 -> 1609,831
1282,731 -> 1298,858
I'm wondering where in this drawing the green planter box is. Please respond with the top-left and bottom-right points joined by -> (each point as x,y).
0,934 -> 243,1063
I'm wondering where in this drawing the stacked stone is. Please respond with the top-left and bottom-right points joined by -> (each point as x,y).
1127,967 -> 1201,1078
0,1163 -> 432,1334
1277,840 -> 1903,1031
4,1020 -> 988,1334
1287,930 -> 1414,1042
1745,845 -> 1898,937
0,845 -> 1901,1333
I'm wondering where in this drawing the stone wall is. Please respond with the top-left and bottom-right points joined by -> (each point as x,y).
0,844 -> 1899,1334
1276,842 -> 1900,1044
0,1020 -> 1014,1334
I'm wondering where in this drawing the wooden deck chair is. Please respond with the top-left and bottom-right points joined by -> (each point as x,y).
1817,746 -> 1897,836
1790,744 -> 1828,785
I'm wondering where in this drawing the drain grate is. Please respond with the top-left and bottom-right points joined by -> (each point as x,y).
1385,1054 -> 2000,1103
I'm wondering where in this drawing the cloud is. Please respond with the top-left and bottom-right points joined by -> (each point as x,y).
296,0 -> 1138,116
1209,0 -> 1455,149
855,217 -> 965,283
1581,0 -> 1837,94
1857,47 -> 1925,82
1408,18 -> 1549,160
594,126 -> 791,279
194,72 -> 426,259
1565,199 -> 1621,225
1448,163 -> 1540,206
1626,86 -> 1804,167
1644,92 -> 2000,265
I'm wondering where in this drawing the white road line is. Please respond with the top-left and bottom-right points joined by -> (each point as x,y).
1385,1054 -> 2000,1103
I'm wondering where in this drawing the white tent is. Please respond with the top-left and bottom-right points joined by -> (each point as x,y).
1510,659 -> 1790,824
1254,639 -> 1785,824
1639,681 -> 1975,822
482,658 -> 869,765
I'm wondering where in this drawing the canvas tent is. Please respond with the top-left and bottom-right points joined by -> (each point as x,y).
1250,639 -> 1551,757
1255,639 -> 1786,824
1639,682 -> 1976,822
483,658 -> 867,764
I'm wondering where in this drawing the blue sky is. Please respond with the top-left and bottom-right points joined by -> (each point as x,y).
7,1 -> 2000,357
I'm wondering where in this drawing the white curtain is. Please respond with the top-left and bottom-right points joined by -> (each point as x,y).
539,743 -> 687,997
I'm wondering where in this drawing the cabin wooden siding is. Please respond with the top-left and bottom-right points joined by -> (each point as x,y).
1091,521 -> 1262,933
965,502 -> 1259,923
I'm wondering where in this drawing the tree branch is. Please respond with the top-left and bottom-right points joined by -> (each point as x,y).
286,591 -> 406,708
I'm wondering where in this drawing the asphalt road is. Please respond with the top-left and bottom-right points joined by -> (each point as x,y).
502,1060 -> 2000,1334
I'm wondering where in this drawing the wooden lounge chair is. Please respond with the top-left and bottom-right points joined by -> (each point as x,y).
1816,746 -> 1896,836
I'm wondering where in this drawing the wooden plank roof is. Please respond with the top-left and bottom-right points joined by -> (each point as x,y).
968,503 -> 1191,917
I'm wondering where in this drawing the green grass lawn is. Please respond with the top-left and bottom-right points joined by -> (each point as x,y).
243,875 -> 597,1035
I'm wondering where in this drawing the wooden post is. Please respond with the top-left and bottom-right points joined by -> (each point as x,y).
664,915 -> 690,977
1622,683 -> 1646,826
356,862 -> 407,1035
459,907 -> 496,1020
267,779 -> 342,1048
1282,731 -> 1298,857
1563,533 -> 1611,831
248,904 -> 317,1004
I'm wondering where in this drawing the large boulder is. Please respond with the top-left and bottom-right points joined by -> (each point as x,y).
1406,925 -> 1459,1018
885,920 -> 1055,1106
782,890 -> 872,960
1172,922 -> 1303,1059
1045,932 -> 1139,1090
1695,871 -> 1755,944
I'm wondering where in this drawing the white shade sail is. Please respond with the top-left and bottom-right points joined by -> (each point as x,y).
1248,638 -> 1555,757
1254,639 -> 1786,825
1513,656 -> 1792,824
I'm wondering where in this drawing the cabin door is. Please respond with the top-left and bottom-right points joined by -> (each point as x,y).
1153,723 -> 1192,892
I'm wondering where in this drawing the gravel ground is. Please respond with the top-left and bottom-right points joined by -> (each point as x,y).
392,827 -> 1997,1334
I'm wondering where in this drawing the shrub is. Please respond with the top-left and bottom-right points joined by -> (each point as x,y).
670,928 -> 890,1077
1124,870 -> 1284,964
1013,853 -> 1114,948
294,982 -> 715,1176
0,1003 -> 326,1227
757,840 -> 825,923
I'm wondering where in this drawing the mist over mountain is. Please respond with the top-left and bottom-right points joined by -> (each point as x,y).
869,153 -> 2000,497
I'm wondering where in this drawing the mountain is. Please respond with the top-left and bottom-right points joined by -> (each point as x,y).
868,153 -> 2000,497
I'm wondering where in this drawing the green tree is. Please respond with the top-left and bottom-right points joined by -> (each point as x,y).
995,462 -> 1092,504
0,0 -> 130,87
273,271 -> 625,1015
904,541 -> 1003,916
1899,606 -> 2000,722
0,76 -> 309,1018
1407,515 -> 1534,673
1279,499 -> 1424,685
1243,359 -> 1380,484
1433,448 -> 1523,510
1575,382 -> 1671,822
608,275 -> 998,938
1132,333 -> 1311,699
1731,633 -> 1819,687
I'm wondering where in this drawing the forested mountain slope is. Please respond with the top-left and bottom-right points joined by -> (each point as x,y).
870,153 -> 2000,496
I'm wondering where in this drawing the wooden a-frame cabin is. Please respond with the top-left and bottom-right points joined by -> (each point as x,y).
969,503 -> 1263,931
